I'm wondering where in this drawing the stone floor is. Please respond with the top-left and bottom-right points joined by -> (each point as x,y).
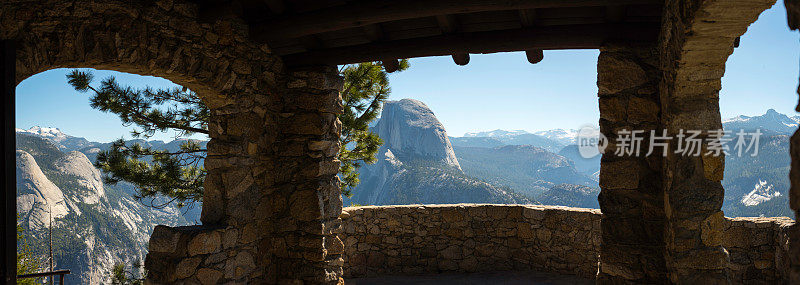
345,271 -> 594,285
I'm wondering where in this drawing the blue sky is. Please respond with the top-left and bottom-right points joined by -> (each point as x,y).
16,2 -> 799,142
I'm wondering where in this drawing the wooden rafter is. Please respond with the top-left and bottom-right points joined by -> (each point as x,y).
518,9 -> 537,27
382,59 -> 400,72
264,0 -> 286,14
605,5 -> 626,22
436,14 -> 470,66
281,23 -> 659,66
452,54 -> 470,65
525,49 -> 544,63
250,0 -> 662,41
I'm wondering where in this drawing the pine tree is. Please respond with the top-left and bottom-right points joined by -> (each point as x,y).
66,61 -> 406,206
66,71 -> 207,208
16,222 -> 43,285
108,261 -> 145,285
338,60 -> 408,195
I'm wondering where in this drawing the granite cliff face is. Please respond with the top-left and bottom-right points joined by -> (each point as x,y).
348,99 -> 527,205
15,132 -> 194,284
374,99 -> 461,171
16,150 -> 71,230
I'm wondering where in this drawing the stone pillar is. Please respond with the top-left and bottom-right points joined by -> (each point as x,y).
596,43 -> 667,284
146,66 -> 344,284
268,66 -> 345,284
658,0 -> 774,283
786,0 -> 800,282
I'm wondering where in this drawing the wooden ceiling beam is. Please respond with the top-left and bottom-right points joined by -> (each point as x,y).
525,49 -> 544,63
362,24 -> 385,41
518,9 -> 538,27
605,5 -> 626,22
281,23 -> 659,66
436,14 -> 459,34
251,0 -> 662,42
452,54 -> 470,65
264,0 -> 285,14
382,59 -> 400,72
436,14 -> 470,66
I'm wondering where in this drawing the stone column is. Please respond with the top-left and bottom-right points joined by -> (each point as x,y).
146,66 -> 344,284
658,0 -> 774,283
268,66 -> 345,284
596,43 -> 667,284
786,0 -> 800,282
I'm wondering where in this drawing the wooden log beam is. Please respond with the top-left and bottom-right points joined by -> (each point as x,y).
281,23 -> 659,66
363,24 -> 385,41
436,14 -> 459,34
605,5 -> 626,22
264,0 -> 285,14
382,59 -> 400,72
525,49 -> 544,63
435,14 -> 471,66
452,54 -> 470,65
518,9 -> 538,27
251,0 -> 662,41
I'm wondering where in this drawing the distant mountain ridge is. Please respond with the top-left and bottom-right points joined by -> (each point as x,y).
446,108 -> 798,217
722,108 -> 800,134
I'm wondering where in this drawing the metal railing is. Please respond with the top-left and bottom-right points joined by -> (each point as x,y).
17,269 -> 71,284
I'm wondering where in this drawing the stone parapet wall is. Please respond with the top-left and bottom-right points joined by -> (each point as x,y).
340,204 -> 602,278
723,217 -> 794,284
340,204 -> 795,284
146,225 -> 235,284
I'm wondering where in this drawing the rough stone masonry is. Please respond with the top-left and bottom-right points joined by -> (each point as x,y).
1,0 -> 795,284
339,204 -> 794,284
2,0 -> 344,283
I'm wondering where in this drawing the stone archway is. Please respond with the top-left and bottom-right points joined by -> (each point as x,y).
2,0 -> 346,283
596,0 -> 777,283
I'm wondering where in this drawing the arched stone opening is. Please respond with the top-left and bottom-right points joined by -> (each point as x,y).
2,0 -> 346,283
3,0 -> 796,284
596,0 -> 778,283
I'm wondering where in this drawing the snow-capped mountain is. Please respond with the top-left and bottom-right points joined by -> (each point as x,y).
722,109 -> 799,134
464,129 -> 530,138
16,126 -> 70,142
446,109 -> 799,217
17,126 -> 98,151
534,129 -> 580,146
740,180 -> 781,207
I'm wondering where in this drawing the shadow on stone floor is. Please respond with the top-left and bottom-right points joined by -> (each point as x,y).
345,271 -> 594,285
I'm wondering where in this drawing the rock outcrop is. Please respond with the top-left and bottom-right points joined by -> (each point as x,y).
374,99 -> 460,170
15,133 -> 192,284
16,150 -> 70,229
54,151 -> 106,204
348,99 -> 528,205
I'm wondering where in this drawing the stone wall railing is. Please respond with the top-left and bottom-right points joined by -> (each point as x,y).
340,204 -> 602,278
339,204 -> 795,284
723,217 -> 794,283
